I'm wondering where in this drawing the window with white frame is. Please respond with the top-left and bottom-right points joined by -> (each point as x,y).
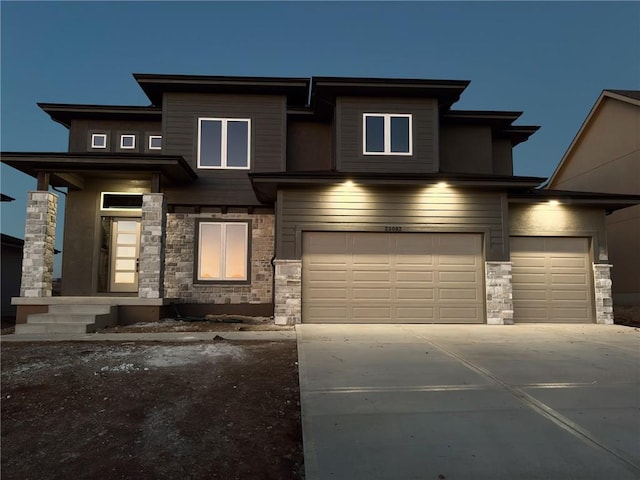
363,113 -> 412,155
91,133 -> 108,149
197,221 -> 249,281
198,118 -> 251,169
120,134 -> 136,149
148,135 -> 162,150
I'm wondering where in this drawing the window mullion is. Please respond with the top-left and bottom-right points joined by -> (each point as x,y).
220,223 -> 227,280
384,115 -> 392,154
220,120 -> 228,168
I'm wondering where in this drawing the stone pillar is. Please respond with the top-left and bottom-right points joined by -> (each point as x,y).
138,193 -> 166,299
593,264 -> 614,324
20,191 -> 57,297
485,261 -> 514,325
274,259 -> 301,325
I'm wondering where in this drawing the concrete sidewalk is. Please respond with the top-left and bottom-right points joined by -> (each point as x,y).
296,324 -> 640,480
0,330 -> 296,342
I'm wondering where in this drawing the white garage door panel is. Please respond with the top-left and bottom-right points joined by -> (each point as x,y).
511,237 -> 593,323
302,232 -> 484,323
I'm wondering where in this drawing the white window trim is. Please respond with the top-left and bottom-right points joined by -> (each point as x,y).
363,113 -> 413,156
197,117 -> 251,170
120,134 -> 136,150
148,135 -> 162,150
91,133 -> 108,149
197,222 -> 249,281
100,192 -> 144,212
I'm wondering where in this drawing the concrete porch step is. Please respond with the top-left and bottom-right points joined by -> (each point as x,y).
15,322 -> 91,334
16,305 -> 118,334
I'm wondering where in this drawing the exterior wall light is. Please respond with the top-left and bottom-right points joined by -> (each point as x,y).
343,180 -> 355,187
548,200 -> 560,206
436,182 -> 449,188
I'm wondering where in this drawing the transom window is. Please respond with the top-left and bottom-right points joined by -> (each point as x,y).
148,135 -> 162,150
363,113 -> 412,155
91,133 -> 108,149
197,221 -> 249,282
198,118 -> 251,169
120,134 -> 136,149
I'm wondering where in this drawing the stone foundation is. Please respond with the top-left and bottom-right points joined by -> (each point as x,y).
273,259 -> 301,325
164,212 -> 274,305
593,263 -> 613,324
20,191 -> 57,297
485,261 -> 513,325
138,194 -> 166,299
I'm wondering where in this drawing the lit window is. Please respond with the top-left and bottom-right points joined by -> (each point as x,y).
100,192 -> 144,211
198,118 -> 251,169
363,113 -> 412,155
197,222 -> 249,281
120,134 -> 136,149
91,133 -> 107,149
148,135 -> 162,150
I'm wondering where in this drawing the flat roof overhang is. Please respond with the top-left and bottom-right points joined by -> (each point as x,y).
509,189 -> 640,213
250,171 -> 546,204
38,104 -> 162,129
1,152 -> 197,189
134,73 -> 311,106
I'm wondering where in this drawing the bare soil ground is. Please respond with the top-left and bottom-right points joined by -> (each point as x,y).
1,339 -> 304,480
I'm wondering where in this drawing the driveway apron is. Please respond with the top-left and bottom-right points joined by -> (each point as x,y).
296,324 -> 640,480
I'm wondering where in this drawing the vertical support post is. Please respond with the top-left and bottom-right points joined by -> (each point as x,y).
485,261 -> 514,325
274,259 -> 302,325
593,263 -> 614,324
138,193 -> 166,299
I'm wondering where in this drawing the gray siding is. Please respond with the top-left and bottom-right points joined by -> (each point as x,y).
162,93 -> 287,206
287,120 -> 332,171
278,186 -> 507,261
440,125 -> 493,174
336,97 -> 438,173
69,119 -> 161,153
492,138 -> 513,176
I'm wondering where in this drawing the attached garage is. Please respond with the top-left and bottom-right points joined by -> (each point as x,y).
511,237 -> 594,323
302,232 -> 484,323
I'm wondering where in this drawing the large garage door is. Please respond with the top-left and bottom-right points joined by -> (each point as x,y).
302,232 -> 484,323
511,237 -> 593,323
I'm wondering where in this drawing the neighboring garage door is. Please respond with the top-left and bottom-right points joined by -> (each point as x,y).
302,232 -> 484,323
511,237 -> 593,323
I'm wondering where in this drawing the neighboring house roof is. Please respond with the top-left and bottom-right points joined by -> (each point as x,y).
509,189 -> 640,213
1,152 -> 198,189
134,73 -> 311,106
0,233 -> 24,248
0,194 -> 15,202
547,89 -> 640,186
38,103 -> 161,129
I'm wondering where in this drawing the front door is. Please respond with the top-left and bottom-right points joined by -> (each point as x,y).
110,218 -> 141,293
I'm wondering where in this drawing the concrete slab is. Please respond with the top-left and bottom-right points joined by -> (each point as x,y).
297,324 -> 640,480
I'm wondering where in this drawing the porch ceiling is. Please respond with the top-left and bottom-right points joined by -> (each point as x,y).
1,152 -> 197,189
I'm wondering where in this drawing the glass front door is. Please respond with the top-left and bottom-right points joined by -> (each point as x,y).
110,218 -> 141,293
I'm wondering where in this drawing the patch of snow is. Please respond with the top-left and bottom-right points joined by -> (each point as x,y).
143,344 -> 245,368
100,363 -> 139,373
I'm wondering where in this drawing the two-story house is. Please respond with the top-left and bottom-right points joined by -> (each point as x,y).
3,74 -> 638,333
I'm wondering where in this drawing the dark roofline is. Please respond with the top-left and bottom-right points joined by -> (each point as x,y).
38,103 -> 162,129
133,73 -> 311,106
509,189 -> 640,212
1,233 -> 24,248
0,194 -> 15,202
605,89 -> 640,101
442,110 -> 539,145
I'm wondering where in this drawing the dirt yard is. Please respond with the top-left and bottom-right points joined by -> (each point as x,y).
1,339 -> 304,479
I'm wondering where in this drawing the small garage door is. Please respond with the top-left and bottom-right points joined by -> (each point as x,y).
302,232 -> 484,323
511,237 -> 593,323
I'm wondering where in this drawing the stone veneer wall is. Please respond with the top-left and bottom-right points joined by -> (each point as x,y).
138,194 -> 166,299
485,261 -> 514,325
20,191 -> 57,297
164,212 -> 274,304
593,263 -> 614,324
273,259 -> 302,325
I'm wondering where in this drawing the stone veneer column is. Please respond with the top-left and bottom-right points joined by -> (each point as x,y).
485,261 -> 514,325
274,259 -> 301,325
138,193 -> 166,299
593,264 -> 614,324
20,191 -> 57,297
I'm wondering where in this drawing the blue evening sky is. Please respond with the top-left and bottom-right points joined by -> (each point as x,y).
1,1 -> 639,274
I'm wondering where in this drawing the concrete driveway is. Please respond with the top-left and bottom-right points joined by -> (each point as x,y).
296,324 -> 640,480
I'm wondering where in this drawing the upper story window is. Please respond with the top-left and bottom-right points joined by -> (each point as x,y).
91,133 -> 108,149
363,113 -> 412,155
148,135 -> 162,150
198,118 -> 251,169
120,134 -> 136,149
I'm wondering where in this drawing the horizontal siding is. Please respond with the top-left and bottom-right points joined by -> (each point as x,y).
279,187 -> 506,259
337,97 -> 437,173
162,93 -> 286,205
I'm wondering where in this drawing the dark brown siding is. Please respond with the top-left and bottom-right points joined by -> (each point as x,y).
492,138 -> 513,176
336,97 -> 438,173
278,186 -> 508,261
162,93 -> 286,206
440,125 -> 493,174
69,120 -> 161,153
287,120 -> 332,171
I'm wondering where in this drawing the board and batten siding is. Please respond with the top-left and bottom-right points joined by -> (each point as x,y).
336,97 -> 439,173
277,186 -> 508,260
162,93 -> 287,206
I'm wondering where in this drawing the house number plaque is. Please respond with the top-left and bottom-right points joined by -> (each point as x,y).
384,226 -> 402,232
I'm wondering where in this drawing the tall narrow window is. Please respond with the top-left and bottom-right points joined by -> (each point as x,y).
197,222 -> 249,281
198,118 -> 251,169
363,114 -> 412,155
